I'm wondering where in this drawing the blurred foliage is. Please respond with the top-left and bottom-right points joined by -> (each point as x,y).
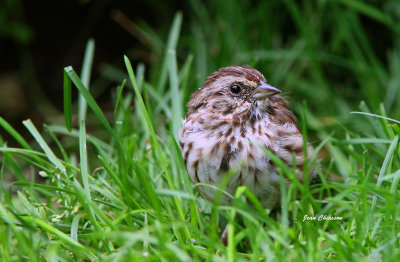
181,0 -> 400,118
0,0 -> 33,44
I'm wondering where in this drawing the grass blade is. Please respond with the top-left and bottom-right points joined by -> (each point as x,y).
113,79 -> 126,124
0,117 -> 31,149
157,12 -> 182,92
63,70 -> 72,132
168,49 -> 182,140
79,120 -> 91,199
351,111 -> 400,125
64,66 -> 114,136
79,39 -> 95,121
370,136 -> 398,225
22,119 -> 66,175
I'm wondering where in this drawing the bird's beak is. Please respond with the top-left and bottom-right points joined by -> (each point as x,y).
252,81 -> 281,100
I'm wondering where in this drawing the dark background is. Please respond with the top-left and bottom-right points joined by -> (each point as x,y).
1,0 -> 399,146
1,0 -> 184,144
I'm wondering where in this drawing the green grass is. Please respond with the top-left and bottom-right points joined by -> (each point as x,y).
1,1 -> 400,261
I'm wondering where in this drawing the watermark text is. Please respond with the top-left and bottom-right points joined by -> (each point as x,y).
303,214 -> 343,222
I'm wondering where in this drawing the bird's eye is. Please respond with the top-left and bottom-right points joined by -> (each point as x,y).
230,85 -> 241,94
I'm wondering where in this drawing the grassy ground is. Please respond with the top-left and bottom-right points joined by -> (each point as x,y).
1,1 -> 400,261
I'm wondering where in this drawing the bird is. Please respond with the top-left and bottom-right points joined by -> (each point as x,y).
179,65 -> 314,240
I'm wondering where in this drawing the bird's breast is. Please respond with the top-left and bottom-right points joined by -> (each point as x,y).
179,114 -> 282,208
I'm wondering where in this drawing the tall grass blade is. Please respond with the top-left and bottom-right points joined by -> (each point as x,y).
79,120 -> 91,199
168,49 -> 182,140
79,39 -> 95,121
63,70 -> 72,132
157,12 -> 182,92
370,136 -> 398,226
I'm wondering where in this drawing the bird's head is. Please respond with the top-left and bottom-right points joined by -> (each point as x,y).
187,65 -> 281,116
